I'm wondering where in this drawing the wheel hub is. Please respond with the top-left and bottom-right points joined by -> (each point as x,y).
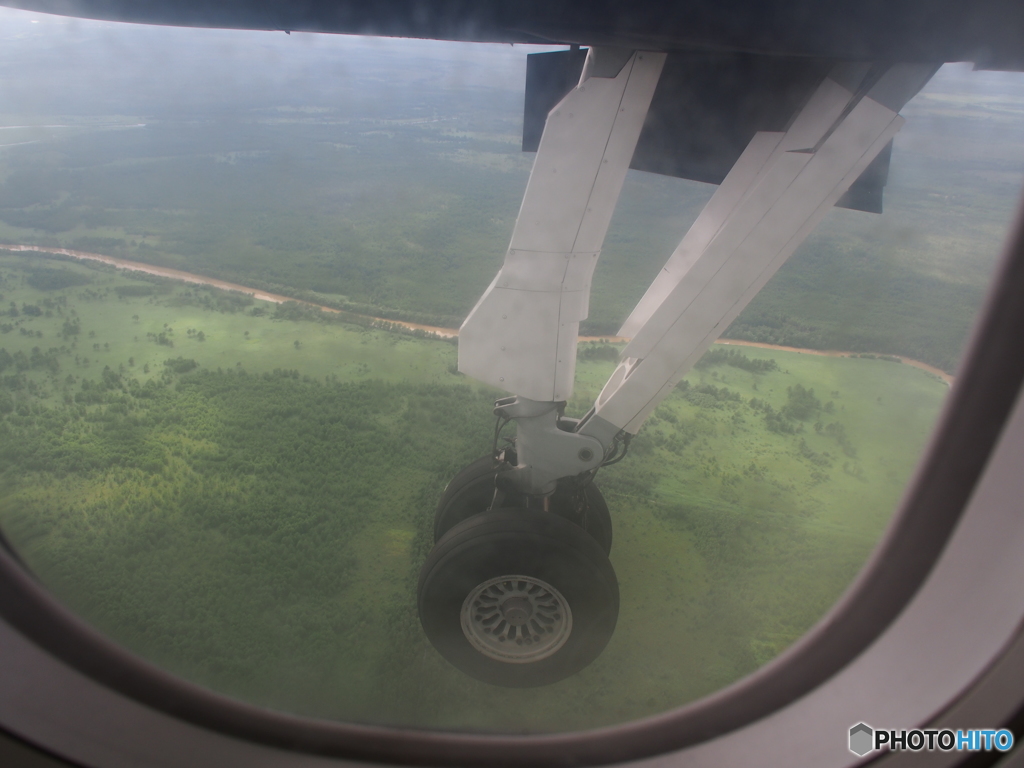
461,575 -> 572,663
500,597 -> 533,625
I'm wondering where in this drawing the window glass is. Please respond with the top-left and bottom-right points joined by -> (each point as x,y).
0,7 -> 1021,732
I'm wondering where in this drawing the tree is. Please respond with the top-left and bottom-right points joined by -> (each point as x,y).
782,384 -> 821,421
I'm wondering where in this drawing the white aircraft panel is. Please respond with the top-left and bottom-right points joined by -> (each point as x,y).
458,285 -> 563,401
778,76 -> 857,152
510,79 -> 623,255
572,52 -> 664,254
621,121 -> 905,434
595,91 -> 904,431
617,131 -> 784,339
621,150 -> 813,361
460,49 -> 664,402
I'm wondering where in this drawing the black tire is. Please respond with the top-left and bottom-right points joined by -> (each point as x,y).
418,509 -> 619,687
433,455 -> 614,554
552,480 -> 614,556
433,455 -> 510,543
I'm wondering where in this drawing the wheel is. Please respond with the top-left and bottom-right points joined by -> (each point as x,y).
550,478 -> 613,556
433,454 -> 614,554
433,454 -> 512,543
417,509 -> 619,687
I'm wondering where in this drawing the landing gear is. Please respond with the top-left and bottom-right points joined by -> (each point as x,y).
417,509 -> 619,687
419,50 -> 930,687
433,452 -> 614,554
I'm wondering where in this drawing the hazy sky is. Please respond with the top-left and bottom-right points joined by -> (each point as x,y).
2,4 -> 1023,117
0,4 -> 564,118
0,4 -> 1022,170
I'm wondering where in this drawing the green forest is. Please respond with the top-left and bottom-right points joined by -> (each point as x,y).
0,253 -> 946,730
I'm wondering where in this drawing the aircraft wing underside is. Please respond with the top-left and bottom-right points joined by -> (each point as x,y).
0,0 -> 1022,69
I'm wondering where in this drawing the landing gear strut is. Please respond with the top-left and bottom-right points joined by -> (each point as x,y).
418,46 -> 934,686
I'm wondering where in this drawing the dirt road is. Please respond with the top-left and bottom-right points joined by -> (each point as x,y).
5,243 -> 953,384
3,244 -> 459,338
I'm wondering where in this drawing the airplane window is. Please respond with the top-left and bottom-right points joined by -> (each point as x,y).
1,6 -> 1022,735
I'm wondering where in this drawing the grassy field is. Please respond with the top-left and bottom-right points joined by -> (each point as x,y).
0,254 -> 948,731
0,252 -> 462,391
